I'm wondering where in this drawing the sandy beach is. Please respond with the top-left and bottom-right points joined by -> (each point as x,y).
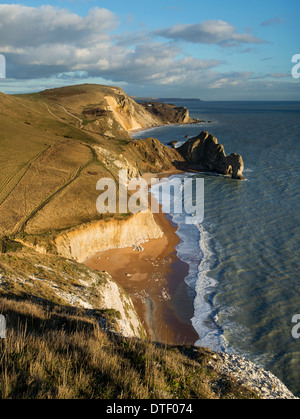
85,205 -> 198,345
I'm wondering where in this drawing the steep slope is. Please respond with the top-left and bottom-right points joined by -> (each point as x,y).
0,244 -> 145,338
0,290 -> 263,399
0,84 -> 294,399
0,86 -> 185,241
32,84 -> 198,139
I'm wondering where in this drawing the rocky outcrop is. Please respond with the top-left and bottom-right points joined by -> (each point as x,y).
214,352 -> 297,399
177,131 -> 244,180
139,101 -> 198,126
167,140 -> 178,149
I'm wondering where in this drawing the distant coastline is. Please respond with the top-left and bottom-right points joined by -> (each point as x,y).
132,97 -> 202,103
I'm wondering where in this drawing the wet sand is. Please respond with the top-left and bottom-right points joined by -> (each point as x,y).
85,209 -> 198,345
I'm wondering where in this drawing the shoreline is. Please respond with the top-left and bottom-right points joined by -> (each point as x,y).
84,119 -> 205,345
85,200 -> 199,345
129,120 -> 202,136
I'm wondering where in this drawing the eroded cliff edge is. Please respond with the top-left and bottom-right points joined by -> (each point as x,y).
0,243 -> 145,339
0,84 -> 295,399
54,210 -> 163,263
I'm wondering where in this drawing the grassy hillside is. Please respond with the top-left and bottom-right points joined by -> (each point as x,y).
0,84 -> 263,400
0,240 -> 145,337
0,293 -> 259,399
0,85 -> 183,243
0,241 -> 259,399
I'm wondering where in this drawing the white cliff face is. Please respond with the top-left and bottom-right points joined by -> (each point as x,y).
14,209 -> 162,339
101,276 -> 145,338
54,210 -> 163,263
104,94 -> 161,132
0,255 -> 145,339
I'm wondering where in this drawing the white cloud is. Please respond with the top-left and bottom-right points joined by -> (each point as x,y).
153,20 -> 266,46
0,5 -> 118,48
0,4 -> 222,84
209,72 -> 254,89
0,4 -> 295,100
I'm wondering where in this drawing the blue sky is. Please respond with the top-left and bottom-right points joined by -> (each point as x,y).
0,0 -> 299,99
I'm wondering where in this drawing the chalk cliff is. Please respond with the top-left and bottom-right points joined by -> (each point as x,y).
0,84 -> 294,399
40,84 -> 199,140
0,249 -> 145,339
54,210 -> 163,263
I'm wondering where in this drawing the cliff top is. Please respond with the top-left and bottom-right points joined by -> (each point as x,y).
0,83 -> 293,400
0,84 -> 189,239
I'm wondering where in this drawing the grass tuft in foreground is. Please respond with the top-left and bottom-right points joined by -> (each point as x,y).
0,295 -> 259,399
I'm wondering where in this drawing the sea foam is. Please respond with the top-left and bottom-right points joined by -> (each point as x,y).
150,175 -> 225,352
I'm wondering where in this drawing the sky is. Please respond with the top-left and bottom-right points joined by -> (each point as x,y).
0,0 -> 299,100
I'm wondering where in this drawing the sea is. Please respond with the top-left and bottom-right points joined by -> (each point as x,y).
132,101 -> 300,397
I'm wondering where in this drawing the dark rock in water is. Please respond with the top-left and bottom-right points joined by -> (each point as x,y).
177,131 -> 244,180
168,140 -> 178,148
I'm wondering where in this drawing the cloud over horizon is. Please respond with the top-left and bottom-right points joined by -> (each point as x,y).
0,3 -> 297,100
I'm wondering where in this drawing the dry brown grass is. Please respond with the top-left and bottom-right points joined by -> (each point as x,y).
0,85 -> 182,244
0,295 -> 259,399
0,85 -> 261,400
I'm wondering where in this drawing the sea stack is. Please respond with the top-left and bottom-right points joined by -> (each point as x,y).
177,131 -> 244,180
